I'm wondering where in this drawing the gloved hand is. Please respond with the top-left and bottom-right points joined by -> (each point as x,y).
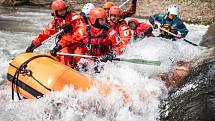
61,24 -> 73,34
50,44 -> 62,56
153,24 -> 158,29
132,0 -> 137,4
133,35 -> 139,40
103,24 -> 110,31
102,51 -> 116,62
100,44 -> 108,54
139,32 -> 145,38
25,43 -> 36,53
176,34 -> 183,39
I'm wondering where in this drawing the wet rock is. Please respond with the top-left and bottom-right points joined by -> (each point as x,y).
0,0 -> 28,6
0,0 -> 51,6
29,0 -> 51,6
160,57 -> 215,121
160,61 -> 190,88
200,24 -> 215,48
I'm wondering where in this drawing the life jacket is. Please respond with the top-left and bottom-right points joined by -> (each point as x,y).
54,11 -> 71,30
54,11 -> 83,43
114,20 -> 130,43
54,18 -> 69,43
160,14 -> 177,39
112,20 -> 132,55
112,19 -> 127,29
83,25 -> 112,56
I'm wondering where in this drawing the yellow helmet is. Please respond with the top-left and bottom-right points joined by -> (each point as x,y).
103,2 -> 114,9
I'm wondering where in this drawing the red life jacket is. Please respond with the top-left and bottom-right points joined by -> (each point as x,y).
82,26 -> 112,56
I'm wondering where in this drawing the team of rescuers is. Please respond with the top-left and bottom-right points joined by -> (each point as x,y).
25,0 -> 189,68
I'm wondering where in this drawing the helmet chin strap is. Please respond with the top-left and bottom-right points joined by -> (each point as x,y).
110,16 -> 119,24
55,9 -> 68,18
167,12 -> 177,20
92,19 -> 106,28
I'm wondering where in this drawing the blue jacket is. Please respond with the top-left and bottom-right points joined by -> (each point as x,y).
149,13 -> 189,37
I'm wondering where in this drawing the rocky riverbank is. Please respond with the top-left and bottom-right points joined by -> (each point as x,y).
0,0 -> 50,6
0,0 -> 214,25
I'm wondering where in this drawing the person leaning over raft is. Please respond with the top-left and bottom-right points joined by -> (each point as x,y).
128,18 -> 154,40
25,0 -> 84,66
149,5 -> 189,41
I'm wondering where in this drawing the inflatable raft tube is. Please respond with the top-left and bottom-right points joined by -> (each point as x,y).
7,53 -> 130,101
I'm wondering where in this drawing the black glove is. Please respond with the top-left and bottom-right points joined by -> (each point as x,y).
103,24 -> 110,31
102,51 -> 116,62
25,43 -> 36,53
132,0 -> 137,4
50,44 -> 62,56
100,44 -> 108,54
61,24 -> 73,34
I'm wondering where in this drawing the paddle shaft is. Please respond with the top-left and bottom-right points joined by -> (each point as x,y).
57,52 -> 97,58
33,30 -> 64,50
119,0 -> 130,8
158,27 -> 198,46
57,52 -> 161,66
114,58 -> 161,66
42,30 -> 64,45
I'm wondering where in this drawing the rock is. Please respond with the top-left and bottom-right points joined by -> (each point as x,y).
0,0 -> 51,6
200,24 -> 215,48
0,0 -> 28,6
29,0 -> 51,6
160,57 -> 215,121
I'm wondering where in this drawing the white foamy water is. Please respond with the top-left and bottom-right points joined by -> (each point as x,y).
0,6 -> 209,121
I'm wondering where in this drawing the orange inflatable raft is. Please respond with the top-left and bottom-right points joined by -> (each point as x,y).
7,53 -> 129,100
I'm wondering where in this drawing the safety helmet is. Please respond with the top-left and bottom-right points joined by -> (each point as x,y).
88,8 -> 106,25
51,0 -> 67,12
109,6 -> 121,16
168,4 -> 178,15
82,3 -> 95,17
128,18 -> 139,25
103,2 -> 114,9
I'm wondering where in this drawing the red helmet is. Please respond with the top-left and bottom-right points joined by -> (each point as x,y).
128,18 -> 139,25
109,6 -> 121,16
51,0 -> 67,12
88,8 -> 106,24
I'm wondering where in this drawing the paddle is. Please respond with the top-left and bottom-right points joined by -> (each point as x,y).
113,58 -> 161,66
32,30 -> 64,50
57,52 -> 97,58
57,52 -> 161,66
119,0 -> 130,8
158,27 -> 198,46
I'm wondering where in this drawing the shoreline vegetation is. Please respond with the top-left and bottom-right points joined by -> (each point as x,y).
0,0 -> 214,25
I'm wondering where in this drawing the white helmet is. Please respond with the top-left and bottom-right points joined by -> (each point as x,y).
82,3 -> 95,17
168,4 -> 178,15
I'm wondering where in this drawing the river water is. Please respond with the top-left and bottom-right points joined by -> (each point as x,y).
0,6 -> 211,121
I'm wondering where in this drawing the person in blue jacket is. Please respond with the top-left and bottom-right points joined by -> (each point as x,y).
149,5 -> 189,40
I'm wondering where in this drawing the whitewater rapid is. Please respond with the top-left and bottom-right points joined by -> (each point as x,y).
0,6 -> 209,121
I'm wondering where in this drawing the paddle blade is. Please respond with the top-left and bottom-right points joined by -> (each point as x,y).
183,39 -> 198,46
118,58 -> 161,66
